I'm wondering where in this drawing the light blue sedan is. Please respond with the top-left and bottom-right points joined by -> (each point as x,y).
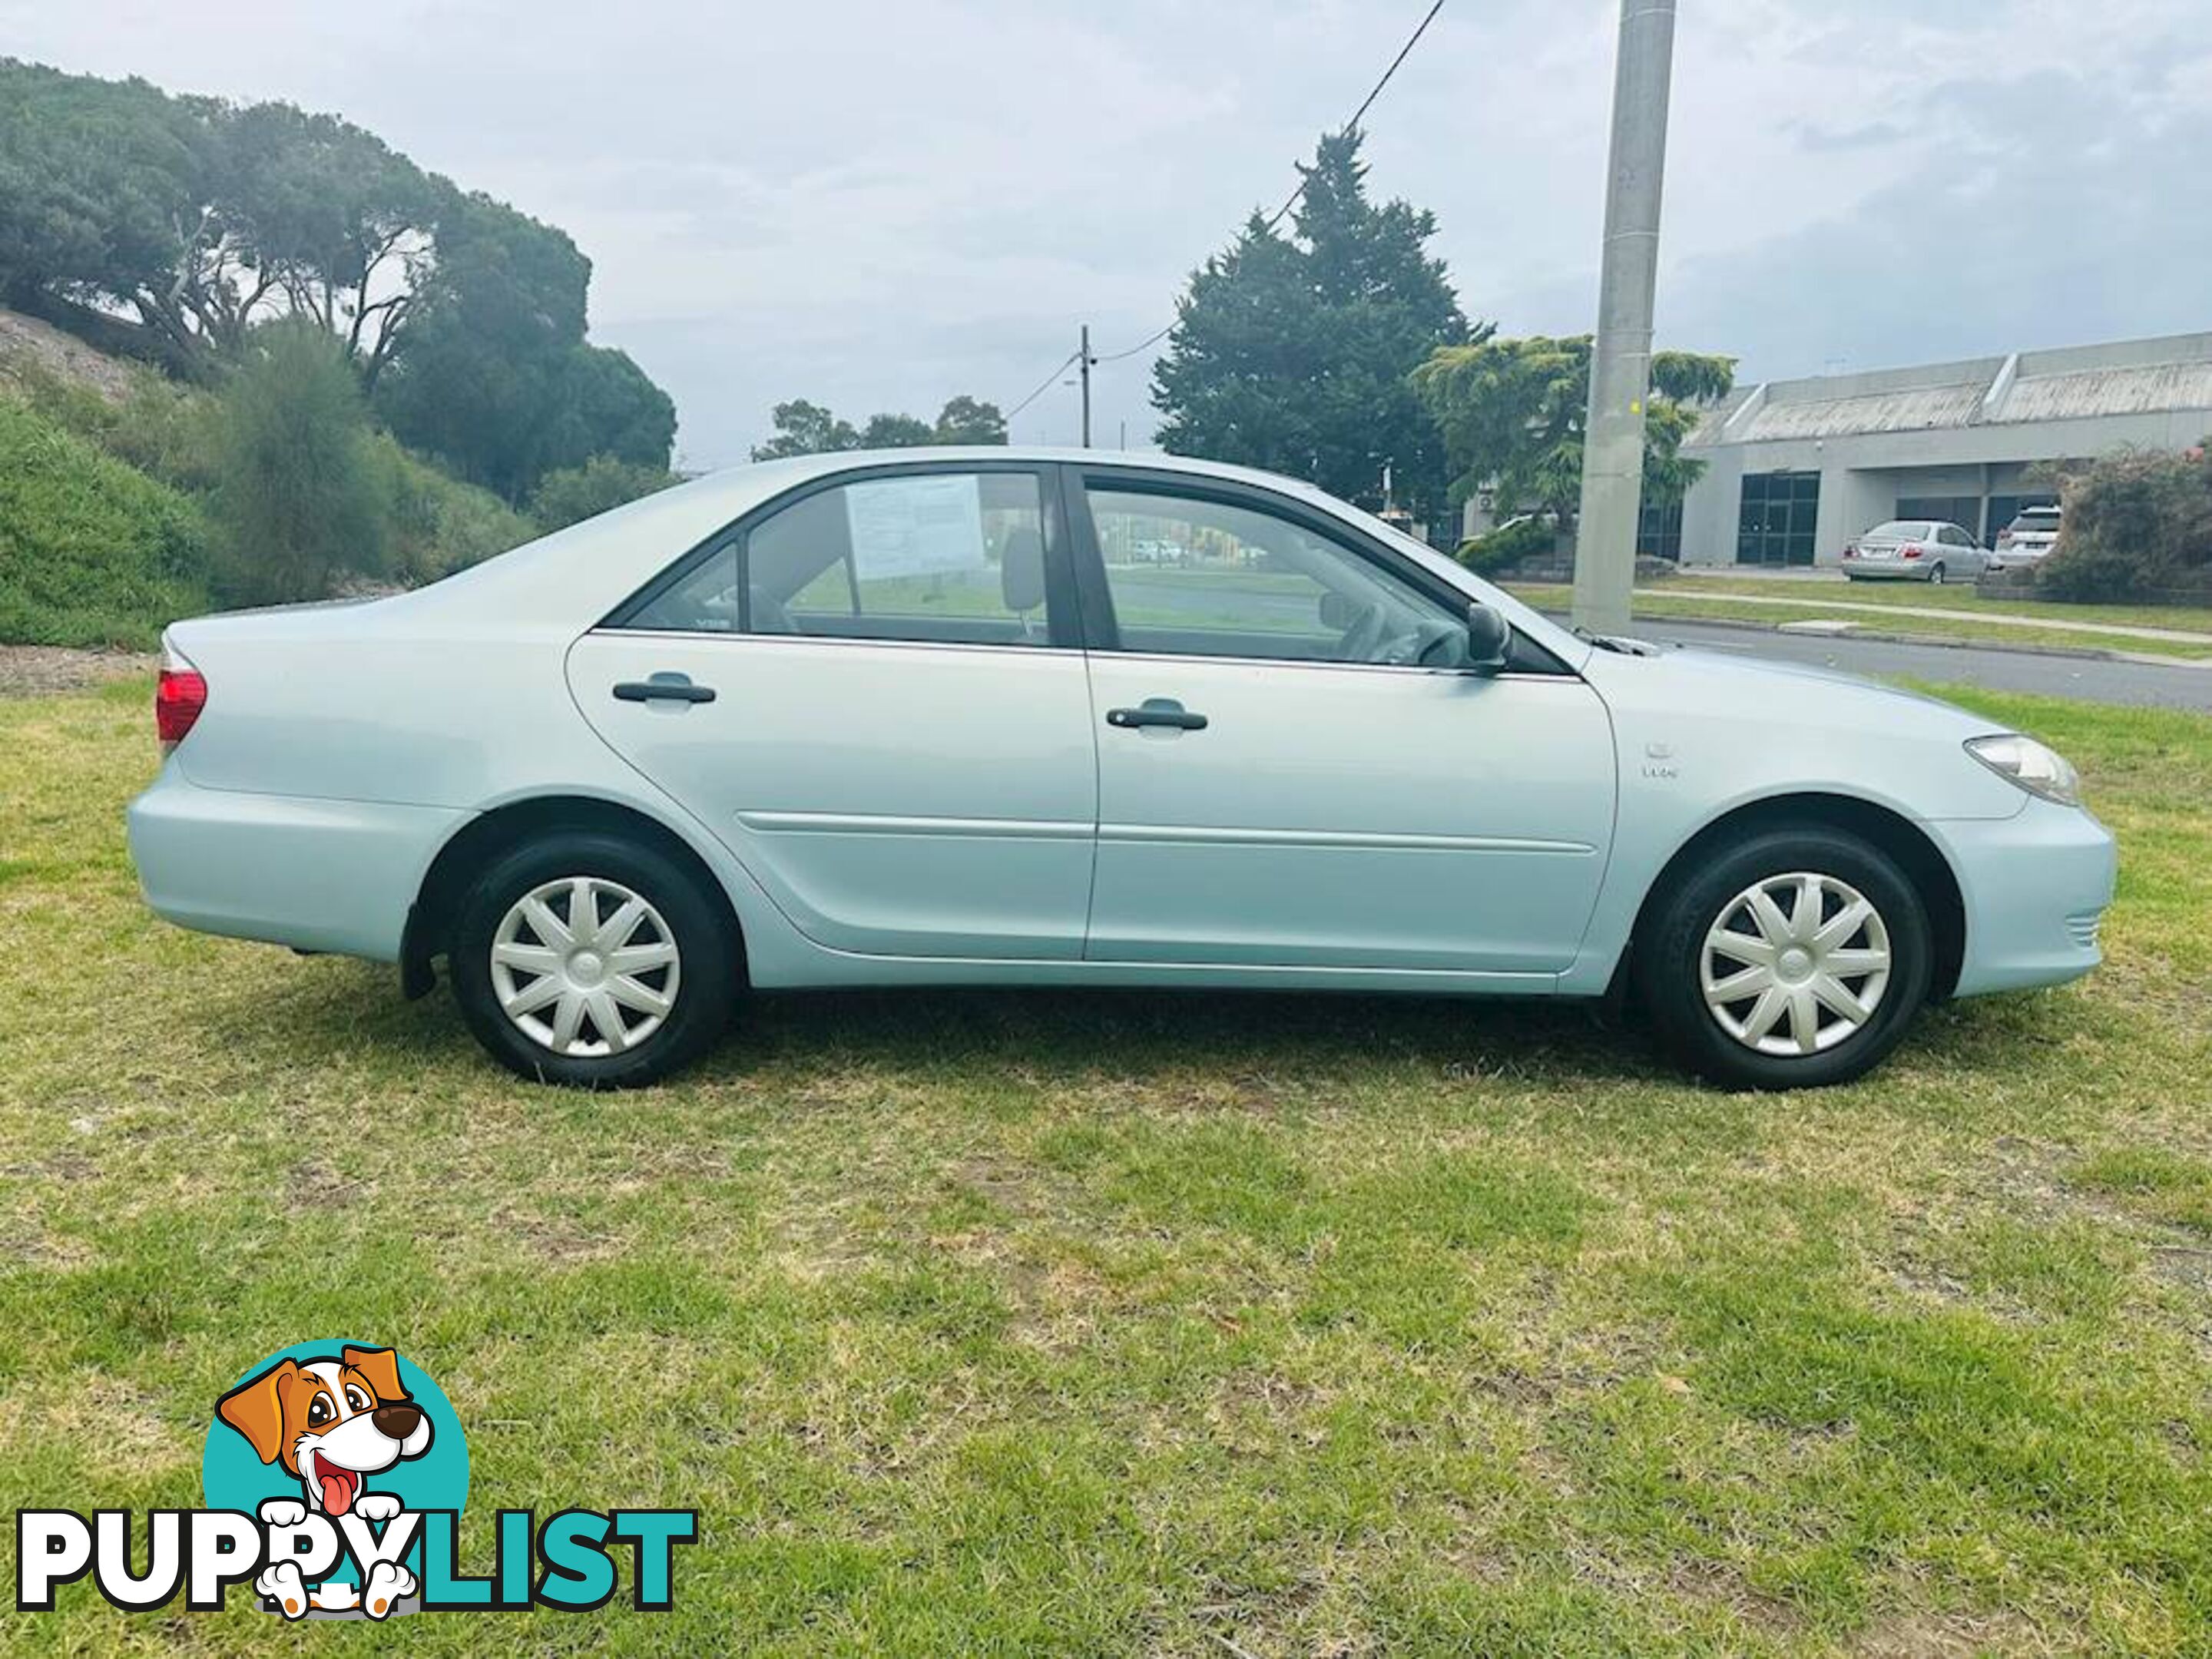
127,451 -> 2115,1090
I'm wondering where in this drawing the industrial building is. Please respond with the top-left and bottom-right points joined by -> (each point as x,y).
1669,330 -> 2212,568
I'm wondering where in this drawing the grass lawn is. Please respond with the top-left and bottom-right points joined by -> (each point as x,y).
1658,579 -> 2212,640
1502,583 -> 2212,661
3,677 -> 2211,1654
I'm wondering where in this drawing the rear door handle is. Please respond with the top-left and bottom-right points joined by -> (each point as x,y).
614,673 -> 716,704
1107,697 -> 1207,732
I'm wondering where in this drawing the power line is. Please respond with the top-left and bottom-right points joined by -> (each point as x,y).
1003,348 -> 1081,419
1250,0 -> 1448,243
1092,322 -> 1171,366
1039,0 -> 1450,390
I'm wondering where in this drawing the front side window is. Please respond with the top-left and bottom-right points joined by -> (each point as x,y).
628,471 -> 1056,646
1084,485 -> 1467,667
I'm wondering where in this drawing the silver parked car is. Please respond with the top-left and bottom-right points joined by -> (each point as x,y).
1988,505 -> 2062,571
127,450 -> 2114,1092
1842,520 -> 1988,584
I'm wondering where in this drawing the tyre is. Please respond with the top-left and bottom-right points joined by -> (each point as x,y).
450,831 -> 739,1087
1927,562 -> 1946,585
1634,826 -> 1932,1090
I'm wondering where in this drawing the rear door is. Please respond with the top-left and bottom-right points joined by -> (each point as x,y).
569,462 -> 1098,960
1067,470 -> 1617,975
1938,524 -> 1982,572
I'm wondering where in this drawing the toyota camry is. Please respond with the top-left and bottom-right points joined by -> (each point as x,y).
127,450 -> 2116,1090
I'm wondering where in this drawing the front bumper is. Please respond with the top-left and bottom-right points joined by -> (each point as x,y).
127,767 -> 469,962
1929,796 -> 2118,996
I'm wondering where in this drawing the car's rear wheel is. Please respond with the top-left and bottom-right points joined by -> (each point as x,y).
1635,826 -> 1932,1090
1927,561 -> 1947,584
451,831 -> 737,1087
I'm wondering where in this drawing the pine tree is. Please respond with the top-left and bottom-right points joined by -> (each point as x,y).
1153,129 -> 1475,528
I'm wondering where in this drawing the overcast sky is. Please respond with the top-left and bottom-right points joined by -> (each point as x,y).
8,0 -> 2208,469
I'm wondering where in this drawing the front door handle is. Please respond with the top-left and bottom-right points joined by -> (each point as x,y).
614,673 -> 717,705
1107,697 -> 1207,732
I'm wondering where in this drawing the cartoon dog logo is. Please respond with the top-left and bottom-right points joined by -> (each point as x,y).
216,1345 -> 432,1617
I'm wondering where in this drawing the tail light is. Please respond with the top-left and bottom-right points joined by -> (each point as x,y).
155,636 -> 207,754
1842,543 -> 1858,558
1901,543 -> 1924,560
1996,531 -> 2015,549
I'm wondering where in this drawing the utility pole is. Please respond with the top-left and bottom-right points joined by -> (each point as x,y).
1571,0 -> 1678,637
1078,324 -> 1094,448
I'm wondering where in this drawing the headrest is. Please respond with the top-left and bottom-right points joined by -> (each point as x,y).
1000,527 -> 1046,613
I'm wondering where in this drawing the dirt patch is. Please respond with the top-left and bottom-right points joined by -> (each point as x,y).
0,644 -> 154,698
1851,1608 -> 2048,1657
0,306 -> 142,402
286,1160 -> 369,1211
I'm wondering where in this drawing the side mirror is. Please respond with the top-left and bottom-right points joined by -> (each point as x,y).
1465,601 -> 1511,676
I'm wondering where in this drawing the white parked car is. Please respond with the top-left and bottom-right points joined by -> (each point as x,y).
1989,505 -> 2063,571
127,451 -> 2114,1091
1842,520 -> 1989,584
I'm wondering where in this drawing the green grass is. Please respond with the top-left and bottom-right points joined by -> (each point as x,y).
3,678 -> 2211,1653
1504,582 -> 2212,661
0,400 -> 210,649
1655,577 -> 2212,638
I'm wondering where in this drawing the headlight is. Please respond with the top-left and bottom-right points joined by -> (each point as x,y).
1965,733 -> 2082,806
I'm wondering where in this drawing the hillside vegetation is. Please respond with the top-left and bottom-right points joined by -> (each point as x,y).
0,59 -> 685,645
0,316 -> 551,645
0,398 -> 207,647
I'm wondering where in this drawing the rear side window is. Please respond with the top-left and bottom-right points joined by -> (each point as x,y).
624,471 -> 1058,647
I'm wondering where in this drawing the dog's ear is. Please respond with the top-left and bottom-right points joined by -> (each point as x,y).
342,1346 -> 409,1404
217,1359 -> 296,1465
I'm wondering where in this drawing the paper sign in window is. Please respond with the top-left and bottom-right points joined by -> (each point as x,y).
844,476 -> 988,580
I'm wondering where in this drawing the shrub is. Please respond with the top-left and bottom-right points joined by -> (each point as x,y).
379,438 -> 538,584
527,454 -> 680,532
0,399 -> 210,647
1455,514 -> 1554,576
207,322 -> 391,604
7,363 -> 220,494
2039,445 -> 2212,604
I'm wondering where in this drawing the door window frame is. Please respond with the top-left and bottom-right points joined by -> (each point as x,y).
601,459 -> 1084,651
1058,464 -> 1571,676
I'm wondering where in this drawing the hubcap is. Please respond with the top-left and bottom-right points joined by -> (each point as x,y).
489,876 -> 681,1058
1700,872 -> 1892,1057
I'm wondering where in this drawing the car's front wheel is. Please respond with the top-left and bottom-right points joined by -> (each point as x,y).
450,831 -> 738,1087
1635,826 -> 1933,1089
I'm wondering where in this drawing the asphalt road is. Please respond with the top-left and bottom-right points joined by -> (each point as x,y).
1617,617 -> 2212,710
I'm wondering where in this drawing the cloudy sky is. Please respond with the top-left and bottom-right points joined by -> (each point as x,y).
8,0 -> 2207,469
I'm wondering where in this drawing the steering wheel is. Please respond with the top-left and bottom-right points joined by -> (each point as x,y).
1340,608 -> 1465,668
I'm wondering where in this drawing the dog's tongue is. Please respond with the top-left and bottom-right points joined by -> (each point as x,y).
320,1466 -> 357,1517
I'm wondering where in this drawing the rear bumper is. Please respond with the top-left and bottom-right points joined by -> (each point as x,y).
126,767 -> 469,961
1841,561 -> 1931,581
1931,798 -> 2118,996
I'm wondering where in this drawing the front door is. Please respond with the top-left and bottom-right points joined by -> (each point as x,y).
1071,474 -> 1616,975
570,464 -> 1098,960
